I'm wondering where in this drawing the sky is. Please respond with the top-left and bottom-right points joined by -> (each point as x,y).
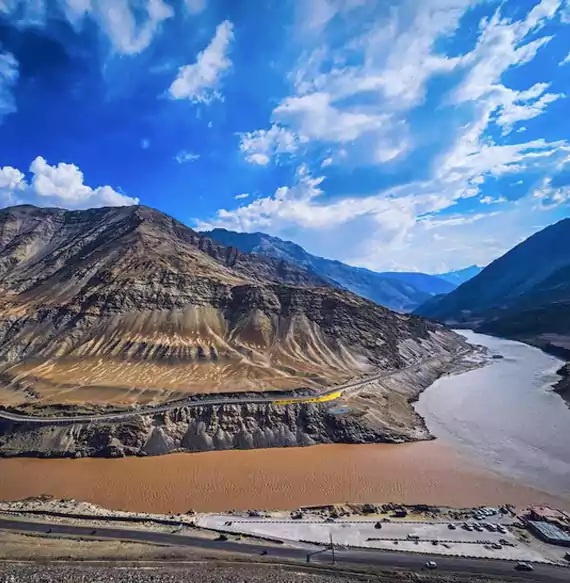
0,0 -> 569,273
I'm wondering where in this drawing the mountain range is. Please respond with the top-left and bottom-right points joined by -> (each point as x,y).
435,265 -> 483,286
0,204 -> 461,411
415,218 -> 570,357
201,228 -> 460,312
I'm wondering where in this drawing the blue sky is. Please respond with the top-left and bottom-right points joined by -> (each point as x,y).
0,0 -> 569,273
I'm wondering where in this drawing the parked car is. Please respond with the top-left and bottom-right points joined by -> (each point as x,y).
447,523 -> 456,530
515,562 -> 533,572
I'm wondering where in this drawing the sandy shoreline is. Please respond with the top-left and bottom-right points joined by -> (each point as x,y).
1,441 -> 568,513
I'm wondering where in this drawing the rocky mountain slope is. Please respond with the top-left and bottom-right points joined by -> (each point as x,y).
414,218 -> 570,338
415,219 -> 570,405
201,228 -> 455,312
0,204 -> 465,411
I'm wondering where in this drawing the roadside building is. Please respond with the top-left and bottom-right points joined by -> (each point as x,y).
527,521 -> 570,547
528,506 -> 570,531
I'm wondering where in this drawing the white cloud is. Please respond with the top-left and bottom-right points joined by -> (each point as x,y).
0,51 -> 18,119
175,150 -> 200,164
184,0 -> 206,14
169,20 -> 234,103
451,1 -> 564,136
63,0 -> 174,55
560,51 -> 570,66
0,157 -> 138,209
496,84 -> 564,134
0,165 -> 26,205
141,138 -> 150,149
480,195 -> 507,205
274,92 -> 387,143
246,153 -> 270,165
1,0 -> 174,55
533,177 -> 570,208
235,193 -> 249,200
562,0 -> 570,22
239,125 -> 301,165
239,1 -> 475,166
202,1 -> 570,272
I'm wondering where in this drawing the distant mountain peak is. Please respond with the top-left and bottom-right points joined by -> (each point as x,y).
435,265 -> 483,286
202,228 -> 457,312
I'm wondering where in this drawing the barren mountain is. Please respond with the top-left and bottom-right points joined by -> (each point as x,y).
0,204 -> 462,410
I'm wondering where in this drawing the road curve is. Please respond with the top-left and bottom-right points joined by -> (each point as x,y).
0,354 -> 455,425
0,517 -> 567,582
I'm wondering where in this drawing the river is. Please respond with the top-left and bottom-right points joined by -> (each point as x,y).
0,331 -> 568,512
415,330 -> 570,499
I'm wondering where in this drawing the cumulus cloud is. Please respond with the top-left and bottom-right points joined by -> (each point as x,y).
169,20 -> 234,103
174,150 -> 200,163
199,0 -> 569,273
0,157 -> 138,209
240,1 -> 477,166
239,125 -> 301,165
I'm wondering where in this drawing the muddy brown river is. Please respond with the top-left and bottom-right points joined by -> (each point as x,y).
1,442 -> 568,513
0,332 -> 568,513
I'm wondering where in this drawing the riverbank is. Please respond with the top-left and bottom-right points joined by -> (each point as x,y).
0,347 -> 475,458
1,441 -> 568,513
553,364 -> 570,405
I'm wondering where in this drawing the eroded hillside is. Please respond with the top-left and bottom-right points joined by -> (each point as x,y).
0,205 -> 462,408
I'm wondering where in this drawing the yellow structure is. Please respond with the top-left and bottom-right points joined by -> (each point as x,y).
272,390 -> 343,406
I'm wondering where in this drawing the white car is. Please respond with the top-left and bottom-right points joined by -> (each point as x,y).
425,561 -> 437,569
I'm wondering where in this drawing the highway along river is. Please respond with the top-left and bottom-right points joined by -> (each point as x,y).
0,331 -> 569,513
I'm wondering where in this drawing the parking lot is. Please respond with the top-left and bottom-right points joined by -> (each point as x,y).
195,515 -> 549,562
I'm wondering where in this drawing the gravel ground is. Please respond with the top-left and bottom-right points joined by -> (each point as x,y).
0,563 -> 516,583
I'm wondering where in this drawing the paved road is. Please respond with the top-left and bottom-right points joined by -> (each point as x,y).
0,355 -> 449,425
0,517 -> 567,581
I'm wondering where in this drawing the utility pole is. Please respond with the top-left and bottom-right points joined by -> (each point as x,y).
330,531 -> 335,565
